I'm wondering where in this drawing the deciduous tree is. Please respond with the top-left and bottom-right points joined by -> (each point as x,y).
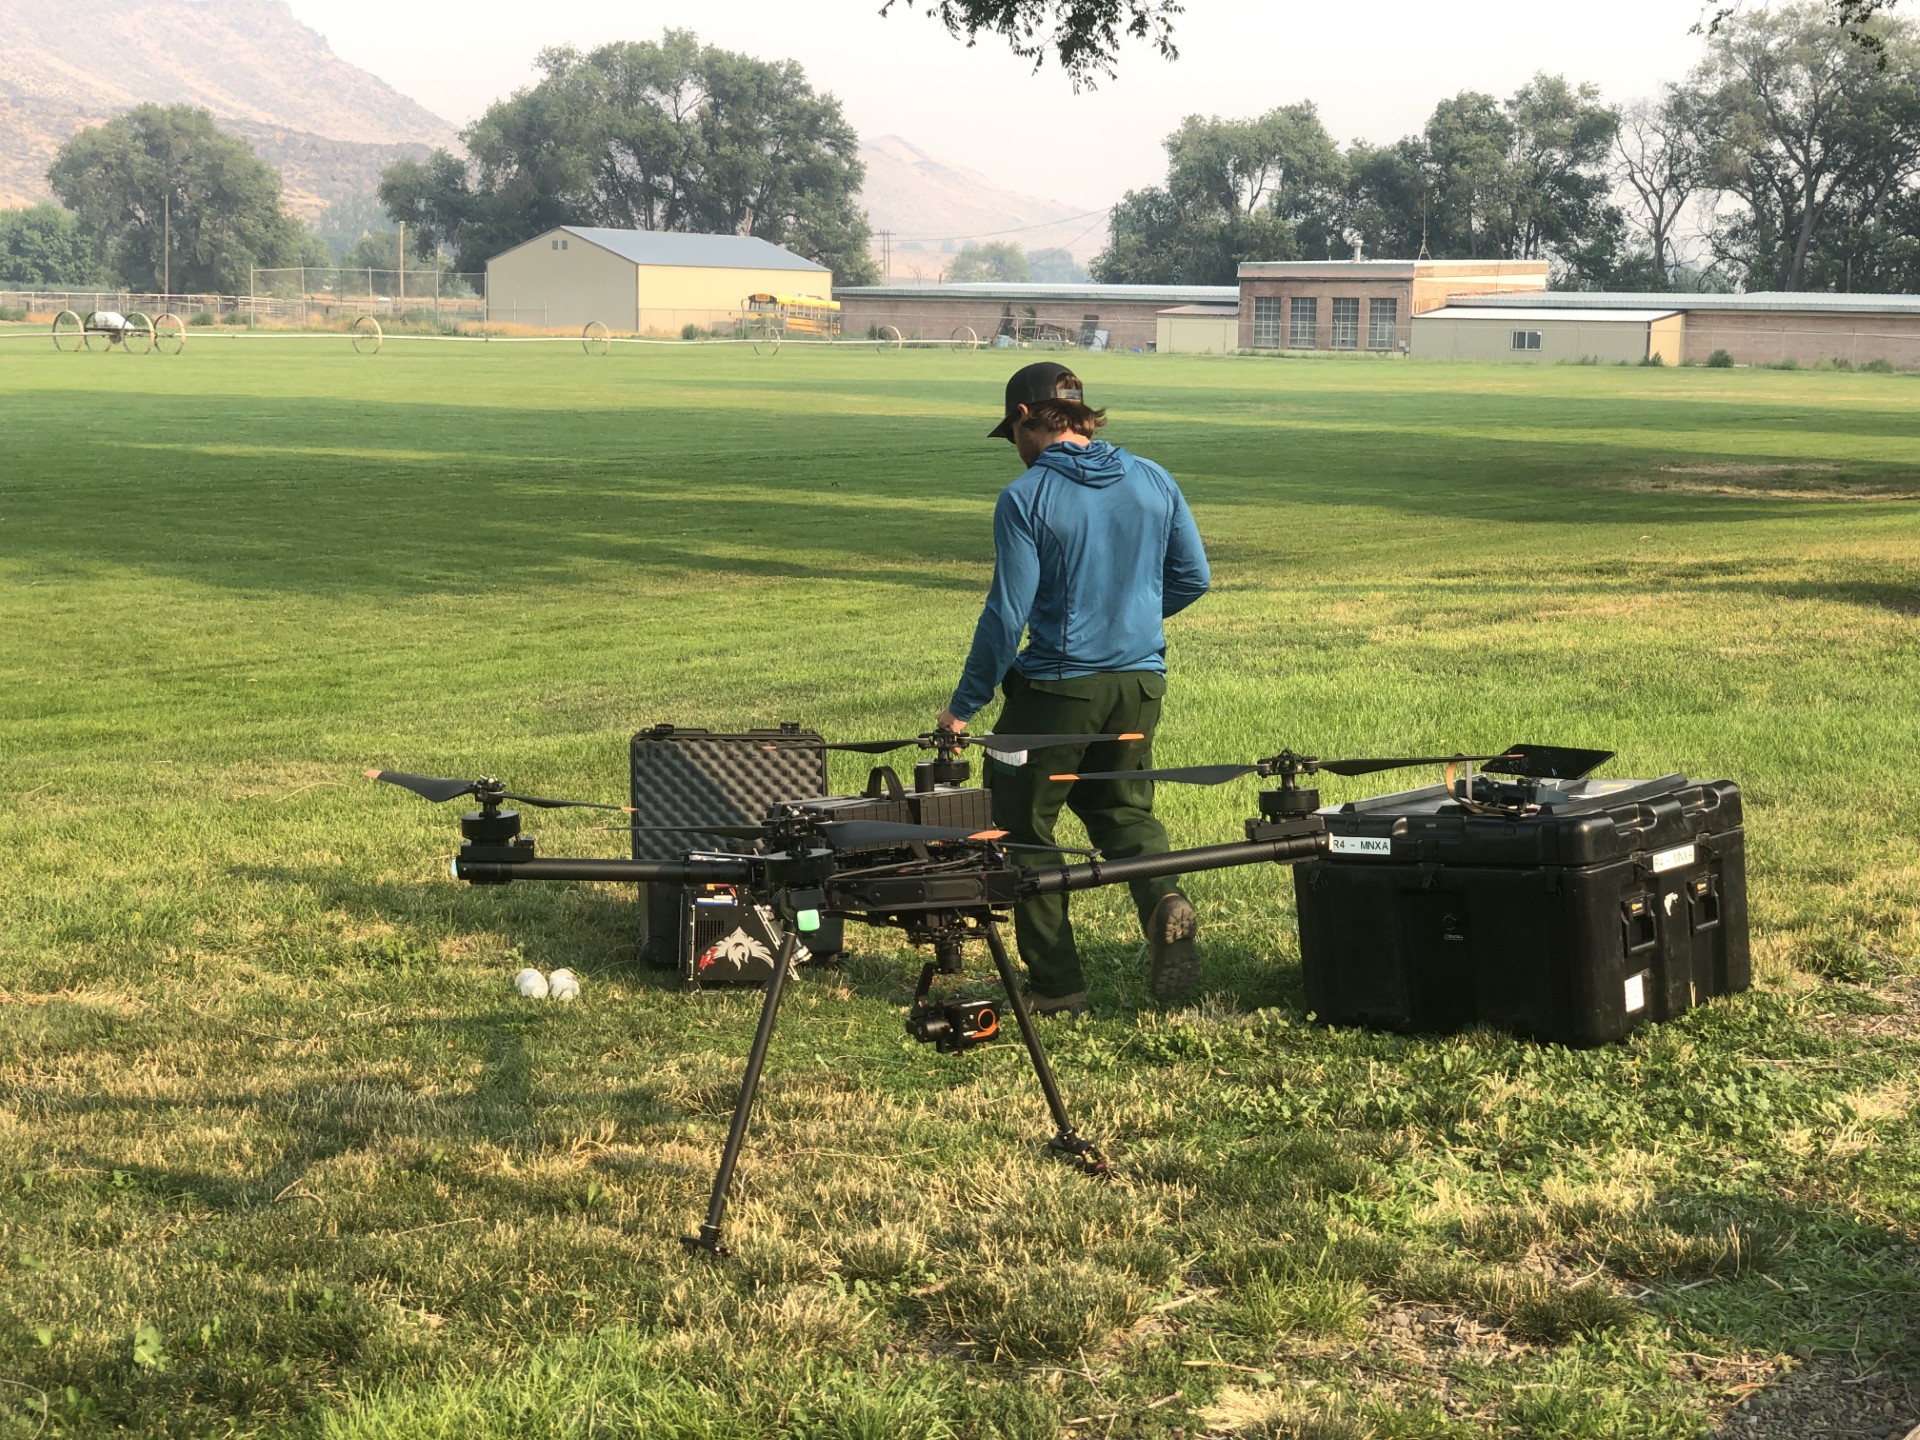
877,0 -> 1901,82
880,0 -> 1180,85
1695,3 -> 1920,288
947,241 -> 1031,281
0,205 -> 96,285
1612,87 -> 1710,280
379,34 -> 877,283
47,105 -> 316,294
1092,104 -> 1342,282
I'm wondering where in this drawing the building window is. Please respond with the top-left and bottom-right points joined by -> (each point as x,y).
1252,296 -> 1282,347
561,239 -> 569,250
551,240 -> 559,249
1368,298 -> 1398,349
1331,297 -> 1360,349
1288,296 -> 1316,347
1511,330 -> 1543,351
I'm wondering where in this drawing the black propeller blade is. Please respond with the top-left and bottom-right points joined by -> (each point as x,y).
367,770 -> 482,803
366,770 -> 631,812
821,819 -> 1007,850
1051,764 -> 1257,786
825,731 -> 1143,756
617,817 -> 1011,850
622,822 -> 771,841
1053,753 -> 1516,786
1316,754 -> 1516,777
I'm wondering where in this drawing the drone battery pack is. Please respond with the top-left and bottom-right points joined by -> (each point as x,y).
682,884 -> 808,987
628,723 -> 843,978
1293,776 -> 1749,1047
793,765 -> 995,834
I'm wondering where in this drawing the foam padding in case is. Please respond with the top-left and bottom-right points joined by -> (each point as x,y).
628,727 -> 829,859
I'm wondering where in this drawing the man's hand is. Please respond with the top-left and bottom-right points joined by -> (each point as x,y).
937,710 -> 967,735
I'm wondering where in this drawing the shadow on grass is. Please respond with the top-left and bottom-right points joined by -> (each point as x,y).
5,389 -> 1916,603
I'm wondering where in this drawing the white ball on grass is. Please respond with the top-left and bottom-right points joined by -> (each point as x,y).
547,969 -> 581,1002
514,967 -> 549,999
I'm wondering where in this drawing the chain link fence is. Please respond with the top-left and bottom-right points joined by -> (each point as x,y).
0,287 -> 1014,351
248,268 -> 486,328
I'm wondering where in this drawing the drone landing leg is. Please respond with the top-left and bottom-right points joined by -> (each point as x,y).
982,920 -> 1107,1178
684,931 -> 801,1257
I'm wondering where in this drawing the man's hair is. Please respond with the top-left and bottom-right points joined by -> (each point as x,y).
1015,397 -> 1108,440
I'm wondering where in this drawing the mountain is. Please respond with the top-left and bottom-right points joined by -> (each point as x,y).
0,0 -> 454,216
0,5 -> 1112,270
857,135 -> 1111,280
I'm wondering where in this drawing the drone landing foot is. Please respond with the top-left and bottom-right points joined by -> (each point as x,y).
687,931 -> 801,1258
981,920 -> 1107,1172
1047,1130 -> 1110,1179
680,1225 -> 729,1258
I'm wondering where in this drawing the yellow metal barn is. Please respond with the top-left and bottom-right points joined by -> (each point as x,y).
484,227 -> 833,335
1412,306 -> 1685,365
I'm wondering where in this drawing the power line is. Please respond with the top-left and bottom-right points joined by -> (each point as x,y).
886,206 -> 1111,245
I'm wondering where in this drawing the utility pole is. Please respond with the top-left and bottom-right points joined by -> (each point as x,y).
163,189 -> 170,303
398,221 -> 405,312
878,228 -> 892,279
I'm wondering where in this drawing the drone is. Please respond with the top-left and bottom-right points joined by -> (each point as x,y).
367,738 -> 1572,1254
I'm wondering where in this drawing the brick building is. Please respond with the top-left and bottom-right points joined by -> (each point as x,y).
1235,259 -> 1550,353
1441,290 -> 1920,368
833,283 -> 1236,351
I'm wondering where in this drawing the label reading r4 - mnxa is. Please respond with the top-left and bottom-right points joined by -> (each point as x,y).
1330,835 -> 1393,857
1649,843 -> 1697,874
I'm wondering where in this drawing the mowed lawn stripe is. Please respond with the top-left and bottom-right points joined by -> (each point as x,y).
0,342 -> 1915,1439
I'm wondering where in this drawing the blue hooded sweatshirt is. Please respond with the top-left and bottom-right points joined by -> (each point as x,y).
948,439 -> 1210,721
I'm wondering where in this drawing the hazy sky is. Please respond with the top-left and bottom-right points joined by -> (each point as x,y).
293,0 -> 1716,215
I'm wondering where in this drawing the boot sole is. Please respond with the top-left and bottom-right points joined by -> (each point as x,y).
1147,896 -> 1199,1004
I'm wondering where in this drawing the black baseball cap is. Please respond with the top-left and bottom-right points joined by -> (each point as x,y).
989,362 -> 1085,439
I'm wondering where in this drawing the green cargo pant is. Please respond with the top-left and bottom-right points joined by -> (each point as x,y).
982,670 -> 1182,998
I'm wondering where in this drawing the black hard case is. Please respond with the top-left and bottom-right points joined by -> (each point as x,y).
1292,776 -> 1749,1047
628,724 -> 844,972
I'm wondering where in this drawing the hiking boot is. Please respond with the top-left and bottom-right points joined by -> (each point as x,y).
1146,893 -> 1199,1004
1022,989 -> 1088,1017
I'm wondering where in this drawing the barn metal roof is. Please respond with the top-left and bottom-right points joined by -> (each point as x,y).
1418,306 -> 1681,324
542,227 -> 829,272
1446,290 -> 1920,316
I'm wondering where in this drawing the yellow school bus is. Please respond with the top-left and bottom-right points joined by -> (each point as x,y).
743,293 -> 841,339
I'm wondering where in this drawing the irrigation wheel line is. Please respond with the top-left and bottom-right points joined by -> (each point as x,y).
950,325 -> 979,352
51,310 -> 84,352
154,313 -> 187,355
875,325 -> 903,353
749,320 -> 782,357
10,327 -> 1074,351
123,312 -> 156,355
82,314 -> 127,352
582,320 -> 611,356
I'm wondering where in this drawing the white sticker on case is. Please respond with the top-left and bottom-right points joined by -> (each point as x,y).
1329,835 -> 1393,856
1624,972 -> 1648,1013
1650,843 -> 1696,874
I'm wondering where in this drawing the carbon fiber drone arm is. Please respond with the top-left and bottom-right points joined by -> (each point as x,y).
454,855 -> 756,885
1023,829 -> 1327,896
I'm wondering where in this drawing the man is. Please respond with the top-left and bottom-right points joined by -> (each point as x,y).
939,362 -> 1211,1014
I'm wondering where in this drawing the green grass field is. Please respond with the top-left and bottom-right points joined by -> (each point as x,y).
1,338 -> 1917,1439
